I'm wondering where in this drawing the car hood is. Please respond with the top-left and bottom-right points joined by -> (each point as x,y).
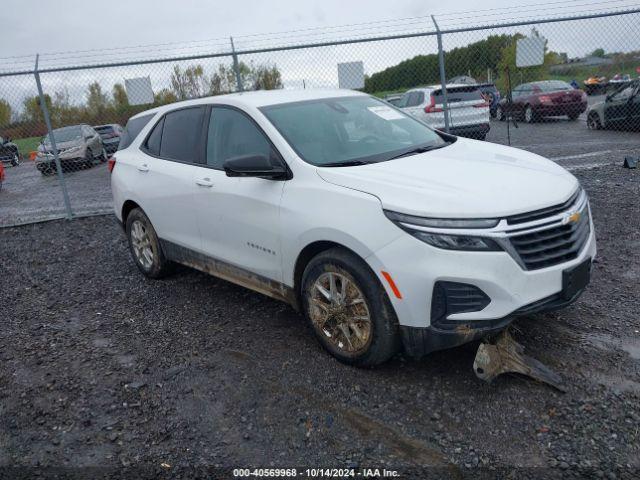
316,138 -> 578,218
40,140 -> 83,151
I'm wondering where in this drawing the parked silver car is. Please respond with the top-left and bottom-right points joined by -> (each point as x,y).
36,124 -> 107,175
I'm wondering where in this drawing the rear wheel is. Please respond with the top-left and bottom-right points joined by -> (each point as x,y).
126,208 -> 173,279
301,247 -> 400,366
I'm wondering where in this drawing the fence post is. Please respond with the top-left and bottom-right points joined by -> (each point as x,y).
34,54 -> 73,220
230,37 -> 244,92
431,15 -> 450,134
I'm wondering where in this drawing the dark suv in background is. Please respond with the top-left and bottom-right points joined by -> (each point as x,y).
94,124 -> 124,155
0,136 -> 21,166
496,80 -> 587,123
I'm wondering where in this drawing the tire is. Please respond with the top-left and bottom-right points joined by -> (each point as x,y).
84,150 -> 94,169
126,207 -> 173,279
496,105 -> 505,122
587,112 -> 601,130
37,162 -> 55,176
11,152 -> 20,167
99,147 -> 108,162
301,247 -> 400,366
524,105 -> 535,123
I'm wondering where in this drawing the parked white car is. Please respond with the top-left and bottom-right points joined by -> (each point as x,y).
398,84 -> 491,140
111,89 -> 595,366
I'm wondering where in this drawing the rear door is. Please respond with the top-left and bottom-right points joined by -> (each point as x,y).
134,106 -> 206,251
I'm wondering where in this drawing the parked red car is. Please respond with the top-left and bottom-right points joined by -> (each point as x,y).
0,161 -> 5,191
496,80 -> 588,123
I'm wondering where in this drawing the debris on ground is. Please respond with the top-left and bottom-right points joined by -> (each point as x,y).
473,328 -> 566,392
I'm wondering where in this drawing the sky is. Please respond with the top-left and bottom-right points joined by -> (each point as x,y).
1,0 -> 638,112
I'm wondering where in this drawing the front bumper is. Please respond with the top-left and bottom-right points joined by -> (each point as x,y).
366,202 -> 597,357
400,276 -> 589,357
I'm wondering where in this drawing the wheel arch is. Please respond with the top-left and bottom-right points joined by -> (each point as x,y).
291,240 -> 378,310
121,199 -> 142,227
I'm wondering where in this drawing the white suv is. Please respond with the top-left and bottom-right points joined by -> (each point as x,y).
398,84 -> 490,140
111,89 -> 595,366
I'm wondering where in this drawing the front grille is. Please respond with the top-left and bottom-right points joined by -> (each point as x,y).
509,205 -> 590,270
506,189 -> 580,225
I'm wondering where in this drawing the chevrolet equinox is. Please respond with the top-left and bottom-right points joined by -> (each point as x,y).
110,89 -> 596,366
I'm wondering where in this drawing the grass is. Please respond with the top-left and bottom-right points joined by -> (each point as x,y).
12,136 -> 42,157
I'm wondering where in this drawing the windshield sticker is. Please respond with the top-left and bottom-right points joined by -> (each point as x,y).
367,106 -> 405,120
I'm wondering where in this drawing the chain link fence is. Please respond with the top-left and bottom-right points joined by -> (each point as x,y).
1,9 -> 639,227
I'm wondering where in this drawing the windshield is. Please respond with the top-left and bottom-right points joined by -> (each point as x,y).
538,81 -> 572,92
44,126 -> 83,144
260,95 -> 447,166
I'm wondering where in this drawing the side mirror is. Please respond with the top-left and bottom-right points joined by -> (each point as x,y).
223,154 -> 289,180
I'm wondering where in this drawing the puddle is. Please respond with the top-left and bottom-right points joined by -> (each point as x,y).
579,332 -> 640,360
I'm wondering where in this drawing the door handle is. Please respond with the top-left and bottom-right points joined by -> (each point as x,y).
195,178 -> 213,187
137,164 -> 149,172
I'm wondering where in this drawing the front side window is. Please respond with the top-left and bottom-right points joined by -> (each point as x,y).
261,95 -> 448,167
159,107 -> 205,162
206,107 -> 273,169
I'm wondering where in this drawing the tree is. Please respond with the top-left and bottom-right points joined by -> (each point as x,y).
590,48 -> 605,58
113,83 -> 129,113
154,88 -> 178,105
86,82 -> 110,116
22,94 -> 51,124
170,64 -> 209,100
0,99 -> 11,126
249,63 -> 283,90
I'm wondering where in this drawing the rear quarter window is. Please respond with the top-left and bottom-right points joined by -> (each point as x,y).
118,114 -> 155,150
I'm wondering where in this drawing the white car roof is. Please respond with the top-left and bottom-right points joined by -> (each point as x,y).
130,88 -> 368,120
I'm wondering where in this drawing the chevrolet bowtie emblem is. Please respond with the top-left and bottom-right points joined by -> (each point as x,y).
563,211 -> 581,225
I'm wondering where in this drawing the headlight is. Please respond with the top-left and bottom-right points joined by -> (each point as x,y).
384,210 -> 502,251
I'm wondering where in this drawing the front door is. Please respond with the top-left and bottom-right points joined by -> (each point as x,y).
193,106 -> 286,282
604,85 -> 635,127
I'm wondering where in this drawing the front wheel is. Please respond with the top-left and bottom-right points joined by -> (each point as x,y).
301,248 -> 400,366
11,152 -> 21,166
524,105 -> 535,123
587,112 -> 601,130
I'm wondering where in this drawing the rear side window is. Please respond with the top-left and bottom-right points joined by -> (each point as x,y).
433,87 -> 482,103
206,107 -> 272,169
144,117 -> 164,156
159,107 -> 205,162
119,114 -> 154,150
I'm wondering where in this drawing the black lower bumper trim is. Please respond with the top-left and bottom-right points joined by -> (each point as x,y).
401,285 -> 587,358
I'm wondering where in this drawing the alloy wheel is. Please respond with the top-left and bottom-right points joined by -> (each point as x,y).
308,271 -> 372,356
130,220 -> 155,269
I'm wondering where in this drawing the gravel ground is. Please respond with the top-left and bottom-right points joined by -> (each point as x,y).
1,164 -> 639,479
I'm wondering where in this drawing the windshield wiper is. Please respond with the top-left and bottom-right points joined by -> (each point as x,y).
387,142 -> 451,161
320,160 -> 372,167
